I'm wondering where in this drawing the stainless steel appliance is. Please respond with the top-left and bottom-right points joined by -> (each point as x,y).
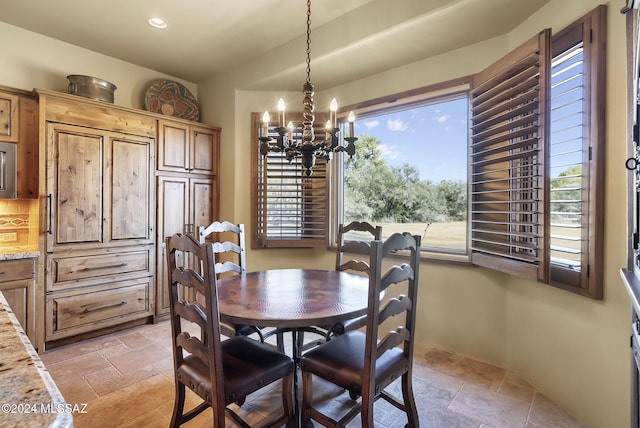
0,142 -> 17,198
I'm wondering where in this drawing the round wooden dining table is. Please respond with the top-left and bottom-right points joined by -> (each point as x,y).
216,268 -> 370,331
216,268 -> 369,427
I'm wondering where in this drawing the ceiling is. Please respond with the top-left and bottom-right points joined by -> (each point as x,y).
0,0 -> 552,86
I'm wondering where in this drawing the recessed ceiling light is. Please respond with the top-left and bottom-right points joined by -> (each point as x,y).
147,17 -> 167,29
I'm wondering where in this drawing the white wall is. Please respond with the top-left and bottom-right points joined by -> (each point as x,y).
198,1 -> 629,427
0,21 -> 196,109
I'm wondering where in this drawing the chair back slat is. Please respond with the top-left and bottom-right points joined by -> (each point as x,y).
376,326 -> 409,359
176,332 -> 210,365
381,231 -> 420,255
335,221 -> 382,272
337,259 -> 371,274
380,263 -> 414,291
377,294 -> 412,324
340,240 -> 373,256
199,220 -> 242,241
174,301 -> 207,329
343,221 -> 380,236
172,267 -> 206,296
211,241 -> 243,256
215,260 -> 244,275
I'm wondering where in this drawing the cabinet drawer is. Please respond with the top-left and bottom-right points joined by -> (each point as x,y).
0,258 -> 35,282
53,251 -> 149,283
47,280 -> 150,338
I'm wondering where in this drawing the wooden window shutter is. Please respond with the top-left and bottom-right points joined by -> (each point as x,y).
251,112 -> 329,248
470,29 -> 551,282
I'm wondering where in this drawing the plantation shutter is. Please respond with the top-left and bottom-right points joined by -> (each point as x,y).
251,112 -> 329,248
546,6 -> 605,298
470,29 -> 551,282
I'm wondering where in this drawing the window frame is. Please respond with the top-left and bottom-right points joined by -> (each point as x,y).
331,78 -> 473,264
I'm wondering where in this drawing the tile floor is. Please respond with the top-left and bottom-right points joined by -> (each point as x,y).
40,320 -> 587,428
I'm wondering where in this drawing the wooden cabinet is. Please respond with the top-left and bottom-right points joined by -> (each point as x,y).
155,118 -> 219,317
0,86 -> 38,198
0,92 -> 19,142
38,90 -> 156,348
33,89 -> 220,347
45,122 -> 154,251
157,120 -> 218,175
0,258 -> 36,346
156,176 -> 216,315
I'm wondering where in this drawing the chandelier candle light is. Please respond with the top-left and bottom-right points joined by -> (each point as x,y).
259,0 -> 357,176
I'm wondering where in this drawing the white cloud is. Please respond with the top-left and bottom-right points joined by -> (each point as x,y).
387,118 -> 408,131
364,119 -> 380,130
436,114 -> 450,124
378,143 -> 401,160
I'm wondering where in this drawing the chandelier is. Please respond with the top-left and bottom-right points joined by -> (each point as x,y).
259,0 -> 357,176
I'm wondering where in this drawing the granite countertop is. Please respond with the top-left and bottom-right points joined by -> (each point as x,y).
0,250 -> 39,261
0,292 -> 72,427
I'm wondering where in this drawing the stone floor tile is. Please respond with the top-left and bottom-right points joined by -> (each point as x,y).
84,364 -> 161,397
449,383 -> 531,428
105,342 -> 170,374
114,331 -> 155,349
45,351 -> 111,382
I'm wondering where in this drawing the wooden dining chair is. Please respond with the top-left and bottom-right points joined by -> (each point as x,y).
300,232 -> 421,427
297,221 -> 382,354
166,233 -> 295,428
326,220 -> 383,338
197,221 -> 265,342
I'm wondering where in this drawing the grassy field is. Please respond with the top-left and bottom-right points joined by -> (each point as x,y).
347,221 -> 580,260
347,221 -> 467,251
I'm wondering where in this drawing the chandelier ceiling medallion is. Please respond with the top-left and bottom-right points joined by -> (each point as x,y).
259,0 -> 357,176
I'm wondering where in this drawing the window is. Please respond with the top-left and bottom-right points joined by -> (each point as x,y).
335,81 -> 470,260
251,6 -> 605,298
470,6 -> 605,298
251,112 -> 330,248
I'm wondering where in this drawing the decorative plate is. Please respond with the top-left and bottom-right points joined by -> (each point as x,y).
144,80 -> 200,121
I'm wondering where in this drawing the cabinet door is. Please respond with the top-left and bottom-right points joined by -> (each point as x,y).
190,178 -> 216,232
47,123 -> 102,250
0,92 -> 19,142
1,280 -> 33,342
0,258 -> 36,346
16,96 -> 38,198
157,121 -> 189,173
191,126 -> 218,175
108,135 -> 153,241
156,176 -> 189,314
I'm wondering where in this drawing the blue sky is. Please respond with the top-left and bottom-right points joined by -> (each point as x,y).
351,97 -> 468,183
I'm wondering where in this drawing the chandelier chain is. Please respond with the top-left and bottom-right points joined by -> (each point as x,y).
306,0 -> 311,84
258,0 -> 356,176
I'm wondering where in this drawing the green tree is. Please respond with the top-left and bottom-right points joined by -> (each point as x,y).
344,133 -> 467,224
